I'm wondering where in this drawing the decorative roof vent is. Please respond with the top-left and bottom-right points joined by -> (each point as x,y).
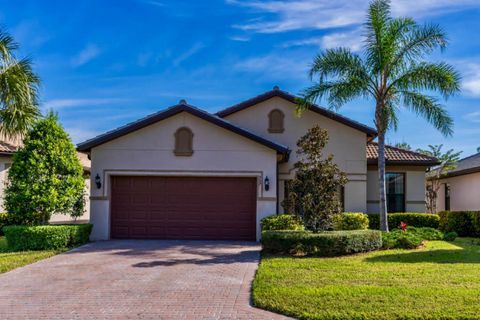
273,85 -> 280,90
179,99 -> 187,105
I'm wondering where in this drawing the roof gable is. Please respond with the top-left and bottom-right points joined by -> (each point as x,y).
77,102 -> 290,158
367,142 -> 439,166
216,88 -> 377,138
441,152 -> 480,178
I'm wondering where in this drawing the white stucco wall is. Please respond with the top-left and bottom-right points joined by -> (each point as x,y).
223,96 -> 368,213
0,156 -> 13,212
367,165 -> 428,213
89,111 -> 278,241
436,172 -> 480,211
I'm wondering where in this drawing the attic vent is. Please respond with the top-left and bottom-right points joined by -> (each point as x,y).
174,127 -> 194,156
268,109 -> 285,133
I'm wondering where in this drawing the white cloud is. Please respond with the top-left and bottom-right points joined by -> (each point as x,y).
227,0 -> 479,33
65,127 -> 101,144
141,0 -> 165,7
71,44 -> 101,67
43,98 -> 125,110
234,52 -> 309,79
173,42 -> 206,66
464,111 -> 480,123
283,28 -> 362,51
230,35 -> 251,42
458,62 -> 480,97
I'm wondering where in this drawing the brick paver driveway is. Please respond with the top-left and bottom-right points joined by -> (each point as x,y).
0,240 -> 291,319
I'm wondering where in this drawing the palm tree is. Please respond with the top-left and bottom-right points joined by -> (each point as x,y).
0,28 -> 40,138
299,0 -> 460,231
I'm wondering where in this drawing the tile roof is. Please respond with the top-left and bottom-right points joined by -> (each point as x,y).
0,141 -> 18,154
216,87 -> 377,138
367,142 -> 439,166
77,102 -> 290,160
440,153 -> 480,178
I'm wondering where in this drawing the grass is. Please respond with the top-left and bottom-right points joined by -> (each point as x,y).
0,237 -> 65,274
253,238 -> 480,320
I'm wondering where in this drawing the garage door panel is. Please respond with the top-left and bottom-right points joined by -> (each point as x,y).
110,176 -> 256,240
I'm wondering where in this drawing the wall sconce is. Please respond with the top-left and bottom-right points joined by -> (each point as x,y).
95,174 -> 102,189
264,176 -> 270,191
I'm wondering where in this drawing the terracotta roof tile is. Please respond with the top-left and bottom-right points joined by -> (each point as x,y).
0,141 -> 18,154
367,142 -> 439,166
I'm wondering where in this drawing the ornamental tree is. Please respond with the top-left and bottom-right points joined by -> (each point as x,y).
283,125 -> 347,232
5,112 -> 85,224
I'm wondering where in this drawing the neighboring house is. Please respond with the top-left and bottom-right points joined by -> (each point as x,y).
434,152 -> 480,212
0,139 -> 91,223
77,87 -> 438,241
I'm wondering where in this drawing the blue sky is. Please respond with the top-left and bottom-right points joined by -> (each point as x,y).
2,0 -> 480,156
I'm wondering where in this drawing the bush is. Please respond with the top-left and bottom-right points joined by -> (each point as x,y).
261,214 -> 304,231
444,231 -> 458,241
438,211 -> 480,237
3,224 -> 92,251
0,212 -> 18,236
381,227 -> 444,249
5,112 -> 85,225
261,230 -> 382,257
333,212 -> 369,230
368,213 -> 440,230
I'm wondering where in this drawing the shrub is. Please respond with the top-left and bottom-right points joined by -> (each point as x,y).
0,212 -> 18,236
382,230 -> 423,249
261,214 -> 304,231
381,227 -> 443,249
438,211 -> 480,237
5,112 -> 85,225
444,231 -> 458,241
368,213 -> 440,230
333,212 -> 369,230
283,126 -> 347,232
3,224 -> 92,251
261,230 -> 382,257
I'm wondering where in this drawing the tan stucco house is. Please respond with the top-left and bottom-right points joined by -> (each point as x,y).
77,87 -> 438,241
434,152 -> 480,212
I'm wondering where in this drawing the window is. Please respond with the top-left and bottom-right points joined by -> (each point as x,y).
339,186 -> 345,212
174,127 -> 193,156
268,109 -> 285,133
445,183 -> 451,211
386,172 -> 405,212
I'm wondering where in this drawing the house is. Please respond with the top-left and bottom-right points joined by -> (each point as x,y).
434,152 -> 480,211
0,139 -> 91,223
77,87 -> 438,241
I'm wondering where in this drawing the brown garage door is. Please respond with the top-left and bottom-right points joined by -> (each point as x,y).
110,176 -> 257,240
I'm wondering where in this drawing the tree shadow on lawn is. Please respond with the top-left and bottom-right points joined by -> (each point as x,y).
365,240 -> 480,264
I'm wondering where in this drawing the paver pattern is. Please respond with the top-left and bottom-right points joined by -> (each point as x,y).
0,240 -> 291,319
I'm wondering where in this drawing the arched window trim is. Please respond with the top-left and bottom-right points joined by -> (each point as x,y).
268,109 -> 285,133
174,127 -> 194,156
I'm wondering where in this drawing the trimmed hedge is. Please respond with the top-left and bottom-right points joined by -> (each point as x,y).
439,211 -> 480,237
260,214 -> 304,231
261,230 -> 382,257
3,224 -> 93,251
368,213 -> 440,230
382,227 -> 444,249
334,212 -> 369,230
0,212 -> 18,236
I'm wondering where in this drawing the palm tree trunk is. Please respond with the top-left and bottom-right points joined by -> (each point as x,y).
377,131 -> 389,232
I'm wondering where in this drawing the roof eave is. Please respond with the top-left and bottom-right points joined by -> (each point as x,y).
216,89 -> 378,138
77,104 -> 290,155
367,159 -> 440,166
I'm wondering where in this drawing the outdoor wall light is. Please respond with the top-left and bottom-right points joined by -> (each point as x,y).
95,174 -> 102,189
264,176 -> 270,191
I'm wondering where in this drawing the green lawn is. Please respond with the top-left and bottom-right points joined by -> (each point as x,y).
253,238 -> 480,320
0,237 -> 64,274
